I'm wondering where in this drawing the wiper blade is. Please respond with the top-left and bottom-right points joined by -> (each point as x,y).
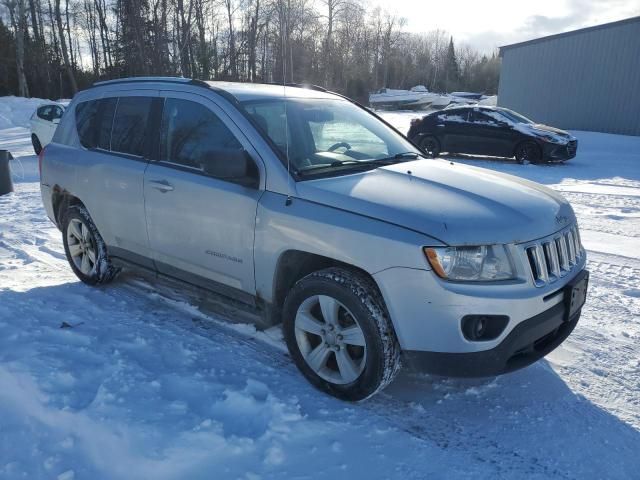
330,159 -> 359,167
392,151 -> 422,159
296,160 -> 359,175
371,152 -> 422,163
297,152 -> 423,176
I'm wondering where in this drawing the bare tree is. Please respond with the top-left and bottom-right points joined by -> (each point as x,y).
54,0 -> 78,92
224,0 -> 237,79
4,0 -> 30,96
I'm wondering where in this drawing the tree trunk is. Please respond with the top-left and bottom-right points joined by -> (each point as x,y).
226,0 -> 237,79
8,0 -> 30,97
65,0 -> 76,69
176,0 -> 192,77
246,0 -> 259,82
54,0 -> 78,93
94,0 -> 112,70
324,0 -> 334,87
27,0 -> 43,45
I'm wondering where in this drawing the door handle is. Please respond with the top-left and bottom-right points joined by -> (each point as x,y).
149,179 -> 174,192
436,124 -> 445,128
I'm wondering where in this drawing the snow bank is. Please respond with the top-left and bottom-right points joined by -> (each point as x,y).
478,95 -> 497,106
0,96 -> 47,129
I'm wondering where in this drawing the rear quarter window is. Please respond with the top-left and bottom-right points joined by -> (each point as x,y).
75,100 -> 101,148
75,98 -> 117,150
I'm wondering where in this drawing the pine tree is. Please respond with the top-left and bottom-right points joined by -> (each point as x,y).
444,36 -> 459,92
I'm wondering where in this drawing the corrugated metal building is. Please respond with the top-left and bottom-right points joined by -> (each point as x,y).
498,17 -> 640,136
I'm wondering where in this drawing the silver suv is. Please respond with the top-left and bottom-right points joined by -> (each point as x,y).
40,77 -> 589,400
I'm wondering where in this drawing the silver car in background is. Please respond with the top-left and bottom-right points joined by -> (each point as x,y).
40,77 -> 589,400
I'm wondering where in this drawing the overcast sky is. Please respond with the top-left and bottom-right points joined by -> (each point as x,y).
381,0 -> 640,52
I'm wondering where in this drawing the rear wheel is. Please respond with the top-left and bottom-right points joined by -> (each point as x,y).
283,267 -> 401,401
62,205 -> 119,285
31,134 -> 42,155
419,135 -> 440,157
515,141 -> 542,164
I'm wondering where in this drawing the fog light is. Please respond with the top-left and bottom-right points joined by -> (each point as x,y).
474,317 -> 486,337
461,315 -> 509,341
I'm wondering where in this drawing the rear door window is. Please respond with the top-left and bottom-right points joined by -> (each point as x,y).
37,106 -> 54,121
111,97 -> 153,156
441,109 -> 470,123
159,97 -> 242,171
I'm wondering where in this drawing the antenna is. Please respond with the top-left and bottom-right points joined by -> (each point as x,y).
282,0 -> 293,206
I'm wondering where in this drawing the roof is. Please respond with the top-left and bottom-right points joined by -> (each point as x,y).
438,104 -> 504,113
90,77 -> 341,102
499,16 -> 640,55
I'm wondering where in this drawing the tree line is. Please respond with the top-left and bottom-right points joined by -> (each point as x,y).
0,0 -> 500,103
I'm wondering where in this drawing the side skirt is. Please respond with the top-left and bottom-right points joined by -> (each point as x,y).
109,247 -> 277,330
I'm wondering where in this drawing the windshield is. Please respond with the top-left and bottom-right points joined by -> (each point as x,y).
497,108 -> 533,124
241,98 -> 421,177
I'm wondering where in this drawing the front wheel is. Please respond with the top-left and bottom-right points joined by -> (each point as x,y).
419,135 -> 440,157
62,205 -> 119,285
283,267 -> 401,401
515,141 -> 542,164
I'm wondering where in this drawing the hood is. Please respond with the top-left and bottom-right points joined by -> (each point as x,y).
531,124 -> 569,135
517,123 -> 575,141
296,159 -> 575,246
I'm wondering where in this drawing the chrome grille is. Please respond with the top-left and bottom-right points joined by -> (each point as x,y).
525,225 -> 584,287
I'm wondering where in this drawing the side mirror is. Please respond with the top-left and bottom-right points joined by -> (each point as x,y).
200,148 -> 259,188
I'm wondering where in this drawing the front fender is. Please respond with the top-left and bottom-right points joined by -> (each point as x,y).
254,191 -> 442,302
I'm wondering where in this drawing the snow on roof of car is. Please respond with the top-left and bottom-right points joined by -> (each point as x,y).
206,81 -> 342,102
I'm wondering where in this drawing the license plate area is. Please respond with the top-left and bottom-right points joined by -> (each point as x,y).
564,270 -> 589,321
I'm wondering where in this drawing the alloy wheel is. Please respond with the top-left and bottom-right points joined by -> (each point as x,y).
66,218 -> 97,276
516,142 -> 539,163
294,295 -> 367,384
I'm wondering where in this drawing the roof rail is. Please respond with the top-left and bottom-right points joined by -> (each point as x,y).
91,77 -> 331,95
262,81 -> 328,92
286,83 -> 327,92
90,76 -> 210,89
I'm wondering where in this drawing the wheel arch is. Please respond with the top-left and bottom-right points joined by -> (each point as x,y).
270,250 -> 385,323
513,138 -> 543,159
51,187 -> 87,229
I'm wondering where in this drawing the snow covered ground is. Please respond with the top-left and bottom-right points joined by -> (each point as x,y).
1,99 -> 639,479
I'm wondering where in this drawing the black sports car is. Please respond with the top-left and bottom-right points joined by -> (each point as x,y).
407,106 -> 578,163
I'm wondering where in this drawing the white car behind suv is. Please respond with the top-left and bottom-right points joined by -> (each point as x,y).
29,102 -> 66,154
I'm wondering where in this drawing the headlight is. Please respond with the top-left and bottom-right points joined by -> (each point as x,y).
534,131 -> 566,144
424,245 -> 515,281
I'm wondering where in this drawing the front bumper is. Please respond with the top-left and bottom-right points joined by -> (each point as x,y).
403,299 -> 581,377
542,139 -> 578,161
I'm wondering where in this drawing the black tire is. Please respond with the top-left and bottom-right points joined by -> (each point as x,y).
283,267 -> 402,401
514,141 -> 542,164
31,134 -> 42,155
62,205 -> 119,285
419,135 -> 440,157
